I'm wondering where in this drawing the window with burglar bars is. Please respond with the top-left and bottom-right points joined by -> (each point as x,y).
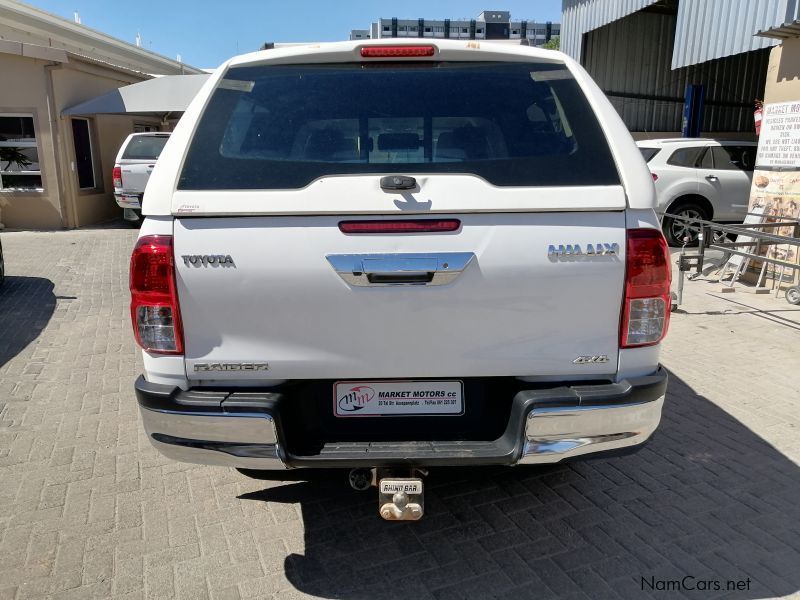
0,114 -> 43,191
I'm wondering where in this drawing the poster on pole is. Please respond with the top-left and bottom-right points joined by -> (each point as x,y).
748,101 -> 800,278
754,100 -> 800,168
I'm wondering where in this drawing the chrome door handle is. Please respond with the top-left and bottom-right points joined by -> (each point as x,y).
326,252 -> 475,286
366,272 -> 434,284
705,174 -> 718,181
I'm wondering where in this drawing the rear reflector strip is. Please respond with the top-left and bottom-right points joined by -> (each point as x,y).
360,46 -> 435,58
339,219 -> 461,234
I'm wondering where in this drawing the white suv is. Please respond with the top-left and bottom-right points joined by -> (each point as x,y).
130,40 -> 670,520
636,138 -> 756,245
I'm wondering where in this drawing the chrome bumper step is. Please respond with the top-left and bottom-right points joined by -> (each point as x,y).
135,368 -> 667,469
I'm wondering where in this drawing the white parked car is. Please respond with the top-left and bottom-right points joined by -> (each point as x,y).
636,138 -> 756,245
112,132 -> 171,224
130,40 -> 670,520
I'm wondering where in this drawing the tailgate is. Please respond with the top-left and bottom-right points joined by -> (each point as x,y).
119,160 -> 155,193
174,211 -> 626,382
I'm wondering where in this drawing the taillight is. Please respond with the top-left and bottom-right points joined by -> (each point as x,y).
129,235 -> 183,354
360,45 -> 435,58
112,166 -> 122,188
621,229 -> 671,348
651,172 -> 659,182
339,219 -> 460,234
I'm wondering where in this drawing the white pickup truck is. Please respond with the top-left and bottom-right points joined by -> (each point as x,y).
130,40 -> 670,520
113,132 -> 170,224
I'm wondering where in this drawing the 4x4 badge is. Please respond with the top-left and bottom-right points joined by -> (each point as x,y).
573,355 -> 609,364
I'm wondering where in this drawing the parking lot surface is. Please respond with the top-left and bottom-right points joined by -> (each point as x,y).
0,228 -> 799,600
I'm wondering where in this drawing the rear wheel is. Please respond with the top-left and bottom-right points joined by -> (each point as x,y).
787,286 -> 800,306
662,202 -> 709,247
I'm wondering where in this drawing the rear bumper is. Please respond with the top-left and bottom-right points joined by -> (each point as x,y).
135,368 -> 667,469
114,193 -> 142,209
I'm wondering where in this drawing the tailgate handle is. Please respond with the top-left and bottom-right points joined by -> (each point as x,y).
366,272 -> 434,284
327,252 -> 474,287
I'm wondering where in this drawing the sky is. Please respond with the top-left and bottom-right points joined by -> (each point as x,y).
30,0 -> 562,68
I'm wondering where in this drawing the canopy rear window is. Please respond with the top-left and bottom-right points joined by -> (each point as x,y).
122,135 -> 169,160
178,62 -> 619,190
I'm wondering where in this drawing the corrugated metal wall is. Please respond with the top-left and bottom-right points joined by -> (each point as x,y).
583,9 -> 770,131
561,0 -> 659,60
671,0 -> 784,68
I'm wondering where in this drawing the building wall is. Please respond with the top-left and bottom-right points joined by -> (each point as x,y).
0,52 -> 63,228
50,62 -> 148,228
561,0 -> 658,60
0,52 -> 161,229
763,37 -> 800,103
582,8 -> 769,133
561,0 -> 782,69
0,1 -> 198,229
670,0 -> 782,69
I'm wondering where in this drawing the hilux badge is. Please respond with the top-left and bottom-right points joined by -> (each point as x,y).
548,243 -> 619,258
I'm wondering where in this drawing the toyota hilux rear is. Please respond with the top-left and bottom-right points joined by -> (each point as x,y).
131,40 -> 669,520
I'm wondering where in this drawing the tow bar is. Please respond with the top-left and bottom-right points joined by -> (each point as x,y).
349,468 -> 427,521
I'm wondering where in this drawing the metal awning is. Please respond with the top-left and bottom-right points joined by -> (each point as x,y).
757,20 -> 800,39
62,73 -> 210,119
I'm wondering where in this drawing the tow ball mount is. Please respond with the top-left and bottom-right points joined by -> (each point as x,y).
348,468 -> 426,521
378,477 -> 424,521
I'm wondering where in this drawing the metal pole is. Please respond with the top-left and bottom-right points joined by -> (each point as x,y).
677,243 -> 686,307
697,226 -> 706,273
757,260 -> 768,288
775,261 -> 786,297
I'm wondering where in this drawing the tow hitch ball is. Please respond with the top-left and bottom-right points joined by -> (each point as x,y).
348,468 -> 426,521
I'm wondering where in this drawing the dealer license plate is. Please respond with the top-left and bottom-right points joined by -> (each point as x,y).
333,380 -> 463,417
121,195 -> 141,208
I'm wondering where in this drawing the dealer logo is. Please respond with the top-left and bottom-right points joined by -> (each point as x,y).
337,385 -> 375,412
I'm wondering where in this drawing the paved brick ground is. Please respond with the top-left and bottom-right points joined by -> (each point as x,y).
0,228 -> 798,600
